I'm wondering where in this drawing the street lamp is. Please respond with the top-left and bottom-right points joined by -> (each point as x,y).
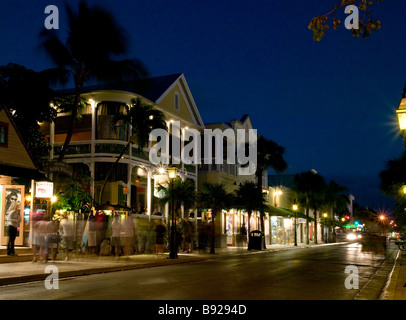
167,167 -> 178,259
292,204 -> 298,246
323,213 -> 328,243
397,98 -> 406,130
396,97 -> 406,146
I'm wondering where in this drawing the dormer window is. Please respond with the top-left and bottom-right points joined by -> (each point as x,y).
174,92 -> 180,111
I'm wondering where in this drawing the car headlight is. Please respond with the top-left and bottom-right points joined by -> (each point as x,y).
357,234 -> 362,239
346,233 -> 357,240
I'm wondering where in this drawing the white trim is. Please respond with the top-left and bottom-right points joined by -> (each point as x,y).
156,74 -> 205,129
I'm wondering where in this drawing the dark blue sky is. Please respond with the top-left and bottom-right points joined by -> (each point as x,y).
1,0 -> 405,208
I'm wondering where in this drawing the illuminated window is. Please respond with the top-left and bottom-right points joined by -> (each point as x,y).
0,122 -> 8,147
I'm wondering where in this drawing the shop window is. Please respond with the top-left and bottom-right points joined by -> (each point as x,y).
0,122 -> 8,147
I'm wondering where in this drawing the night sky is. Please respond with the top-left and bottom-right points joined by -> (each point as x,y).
1,0 -> 405,209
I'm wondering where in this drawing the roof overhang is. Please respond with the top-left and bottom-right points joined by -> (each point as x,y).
0,164 -> 50,181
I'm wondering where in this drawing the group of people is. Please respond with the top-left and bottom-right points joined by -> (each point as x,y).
27,207 -> 201,262
30,212 -> 73,262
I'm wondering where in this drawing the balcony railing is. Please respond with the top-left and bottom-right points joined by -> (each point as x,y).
52,141 -> 197,174
53,143 -> 91,156
54,140 -> 197,174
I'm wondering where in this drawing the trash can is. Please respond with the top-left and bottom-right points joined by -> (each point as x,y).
248,230 -> 264,250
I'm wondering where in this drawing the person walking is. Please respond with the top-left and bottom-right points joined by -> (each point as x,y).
111,214 -> 121,259
87,212 -> 97,254
121,215 -> 135,257
154,219 -> 167,258
59,212 -> 74,261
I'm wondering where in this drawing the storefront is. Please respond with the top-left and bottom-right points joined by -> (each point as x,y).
0,106 -> 49,248
270,216 -> 294,244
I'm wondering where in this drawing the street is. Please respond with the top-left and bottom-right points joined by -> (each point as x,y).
0,242 -> 397,300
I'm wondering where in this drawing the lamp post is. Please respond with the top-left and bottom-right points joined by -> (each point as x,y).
379,214 -> 386,236
323,213 -> 328,242
292,204 -> 298,246
167,167 -> 178,259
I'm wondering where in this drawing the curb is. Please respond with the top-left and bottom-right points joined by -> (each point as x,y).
380,250 -> 401,300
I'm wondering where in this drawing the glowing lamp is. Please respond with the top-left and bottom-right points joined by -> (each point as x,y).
396,98 -> 406,130
167,167 -> 178,180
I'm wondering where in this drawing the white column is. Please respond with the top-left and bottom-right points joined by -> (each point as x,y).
29,179 -> 35,248
127,165 -> 134,208
50,122 -> 55,160
147,169 -> 152,218
89,161 -> 95,203
90,99 -> 96,156
90,100 -> 96,206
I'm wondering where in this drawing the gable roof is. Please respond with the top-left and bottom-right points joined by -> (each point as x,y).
58,73 -> 182,102
205,114 -> 254,131
0,106 -> 47,180
58,73 -> 204,128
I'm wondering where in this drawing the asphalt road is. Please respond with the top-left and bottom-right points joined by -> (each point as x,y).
0,242 -> 397,300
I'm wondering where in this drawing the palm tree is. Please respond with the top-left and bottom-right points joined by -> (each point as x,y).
309,179 -> 327,244
157,177 -> 196,218
98,98 -> 166,204
293,170 -> 326,245
235,181 -> 266,235
196,182 -> 232,254
40,1 -> 148,161
324,180 -> 349,242
255,135 -> 287,242
380,151 -> 406,228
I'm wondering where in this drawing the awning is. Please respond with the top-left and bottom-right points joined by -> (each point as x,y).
265,205 -> 313,221
266,205 -> 293,217
0,164 -> 50,181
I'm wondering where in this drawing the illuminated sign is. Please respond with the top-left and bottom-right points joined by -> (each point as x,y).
35,182 -> 54,198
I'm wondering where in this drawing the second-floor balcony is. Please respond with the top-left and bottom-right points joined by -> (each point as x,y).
51,140 -> 197,174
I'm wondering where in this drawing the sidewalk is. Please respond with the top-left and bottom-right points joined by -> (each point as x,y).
1,242 -> 404,301
381,249 -> 406,300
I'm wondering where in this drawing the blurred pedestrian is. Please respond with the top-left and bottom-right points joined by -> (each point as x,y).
59,212 -> 74,261
180,217 -> 194,253
87,211 -> 97,254
111,214 -> 121,259
121,214 -> 135,256
46,219 -> 59,261
155,219 -> 166,258
38,217 -> 49,262
152,207 -> 163,216
31,218 -> 40,262
75,213 -> 86,254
